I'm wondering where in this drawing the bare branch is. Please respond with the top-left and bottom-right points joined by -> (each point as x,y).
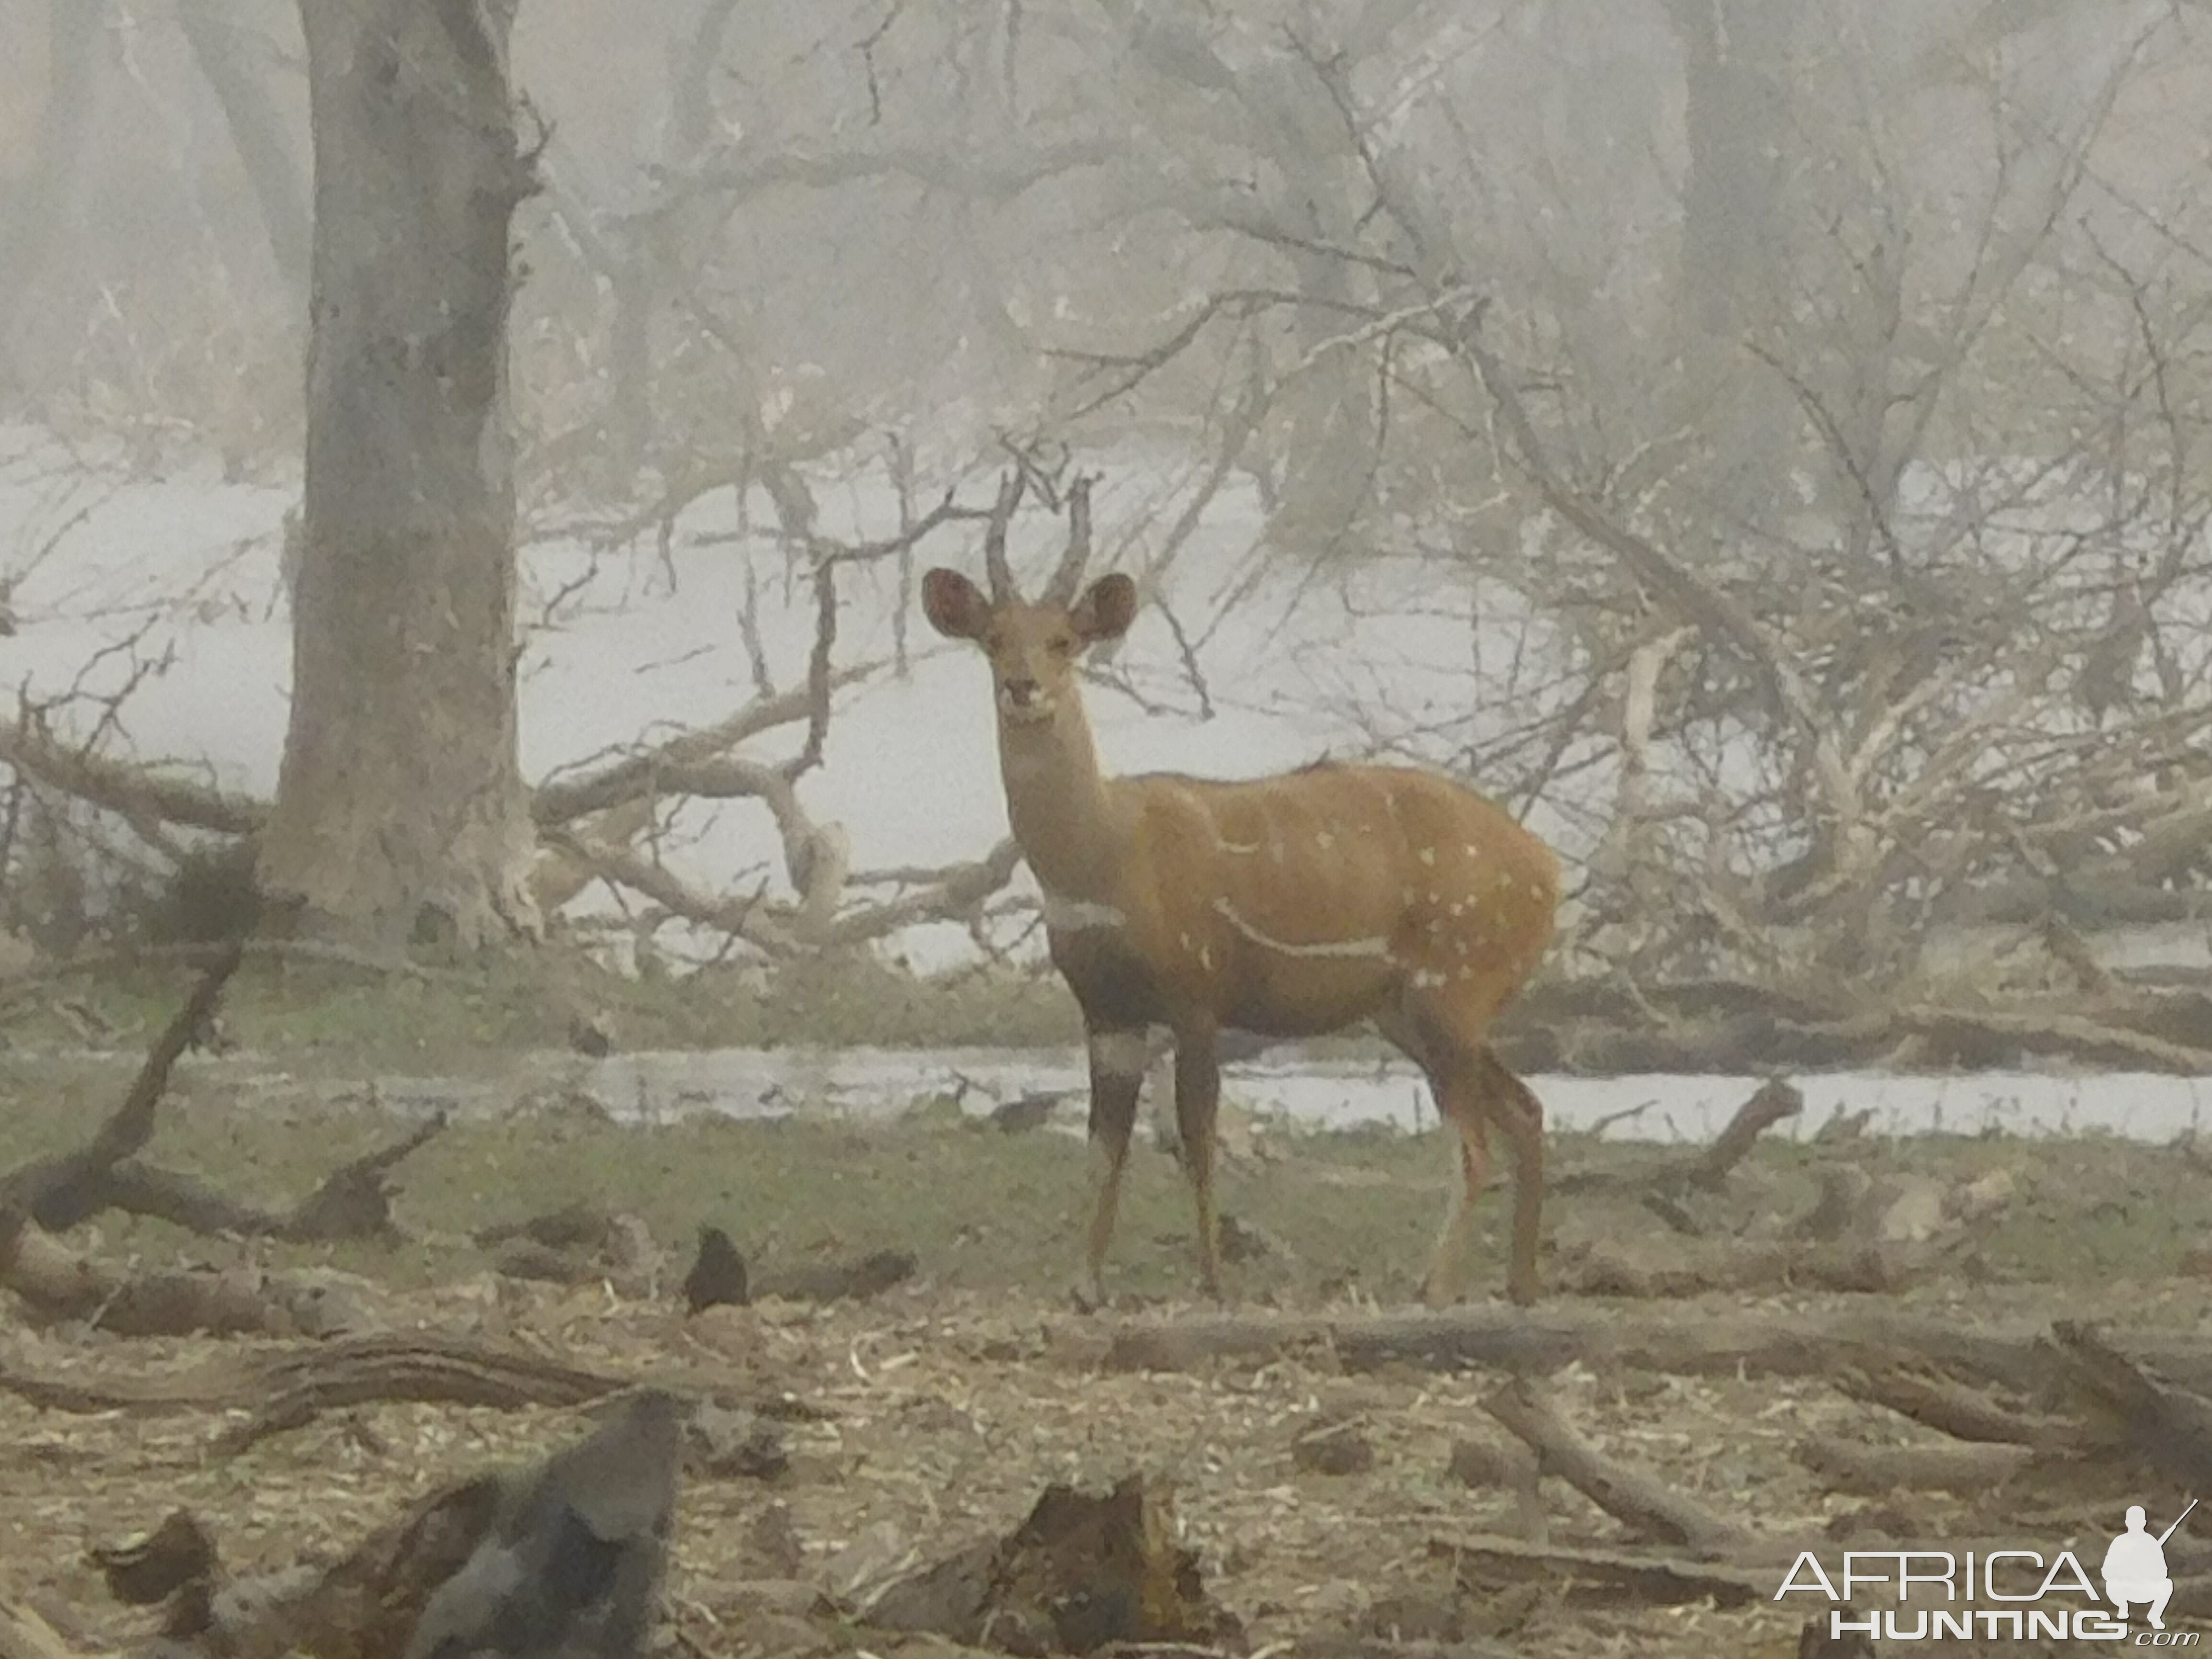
0,719 -> 266,836
530,669 -> 881,826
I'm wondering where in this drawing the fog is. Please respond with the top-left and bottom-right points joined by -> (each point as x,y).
2,0 -> 2209,1005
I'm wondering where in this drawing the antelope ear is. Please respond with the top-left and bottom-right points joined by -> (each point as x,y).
920,568 -> 990,640
1070,573 -> 1137,644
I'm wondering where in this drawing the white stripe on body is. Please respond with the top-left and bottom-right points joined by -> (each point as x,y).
1209,897 -> 1391,960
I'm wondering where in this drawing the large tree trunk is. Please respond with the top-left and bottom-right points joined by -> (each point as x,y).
261,0 -> 540,952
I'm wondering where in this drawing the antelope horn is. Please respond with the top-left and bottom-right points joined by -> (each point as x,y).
1042,473 -> 1096,606
982,470 -> 1024,601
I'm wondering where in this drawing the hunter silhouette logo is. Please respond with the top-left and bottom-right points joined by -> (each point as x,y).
1777,1500 -> 2205,1642
2105,1499 -> 2195,1631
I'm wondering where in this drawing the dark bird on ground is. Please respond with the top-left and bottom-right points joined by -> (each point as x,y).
88,1509 -> 218,1606
403,1389 -> 684,1659
681,1225 -> 749,1312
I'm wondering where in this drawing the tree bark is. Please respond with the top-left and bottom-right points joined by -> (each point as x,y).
264,0 -> 541,951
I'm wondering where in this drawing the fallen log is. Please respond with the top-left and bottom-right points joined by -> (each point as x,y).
0,944 -> 241,1230
752,1249 -> 918,1304
1836,1363 -> 2072,1448
1482,1378 -> 1750,1556
0,1209 -> 350,1338
1791,1435 -> 2037,1495
1429,1533 -> 1770,1609
0,1330 -> 826,1453
2044,1318 -> 2212,1486
1096,1304 -> 2155,1391
88,1114 -> 446,1244
0,945 -> 441,1245
0,1601 -> 80,1659
1554,1077 -> 1803,1199
1556,1236 -> 1949,1298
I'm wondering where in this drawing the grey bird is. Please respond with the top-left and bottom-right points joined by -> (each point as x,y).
404,1389 -> 685,1659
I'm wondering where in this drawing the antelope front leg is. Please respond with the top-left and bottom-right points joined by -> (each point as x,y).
1173,1023 -> 1224,1301
1077,1026 -> 1146,1310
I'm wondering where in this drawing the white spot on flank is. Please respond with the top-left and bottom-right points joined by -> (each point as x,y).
1219,837 -> 1264,854
1041,888 -> 1127,933
1316,830 -> 1335,850
1448,900 -> 1466,915
1418,847 -> 1436,866
1464,843 -> 1482,857
1199,946 -> 1214,970
1210,898 -> 1389,960
1089,1031 -> 1149,1079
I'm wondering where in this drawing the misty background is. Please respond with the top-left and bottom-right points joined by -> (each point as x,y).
1,0 -> 2208,1077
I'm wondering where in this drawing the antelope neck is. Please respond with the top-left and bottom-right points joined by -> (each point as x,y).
997,702 -> 1124,900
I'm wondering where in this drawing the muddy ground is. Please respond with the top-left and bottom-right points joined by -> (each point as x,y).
0,993 -> 2208,1658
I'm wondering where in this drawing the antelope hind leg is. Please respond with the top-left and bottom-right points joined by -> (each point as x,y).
1420,1106 -> 1492,1308
1174,1025 -> 1224,1301
1481,1050 -> 1547,1306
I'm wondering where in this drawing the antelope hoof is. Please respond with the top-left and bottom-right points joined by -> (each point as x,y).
1070,1274 -> 1109,1315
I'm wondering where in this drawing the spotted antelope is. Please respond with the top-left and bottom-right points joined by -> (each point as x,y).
921,474 -> 1560,1307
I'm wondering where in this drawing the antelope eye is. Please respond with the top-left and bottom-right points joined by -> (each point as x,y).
1049,634 -> 1077,656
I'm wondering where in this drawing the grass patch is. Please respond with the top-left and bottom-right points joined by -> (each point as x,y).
0,1038 -> 2203,1302
0,944 -> 1083,1070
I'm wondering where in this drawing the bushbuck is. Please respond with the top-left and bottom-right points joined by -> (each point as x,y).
921,474 -> 1560,1307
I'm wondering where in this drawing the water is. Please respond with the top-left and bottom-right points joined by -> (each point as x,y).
283,1045 -> 2212,1143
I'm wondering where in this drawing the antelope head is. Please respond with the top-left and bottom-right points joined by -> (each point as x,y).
919,473 -> 1136,733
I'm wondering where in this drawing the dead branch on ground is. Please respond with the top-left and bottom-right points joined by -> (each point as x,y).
1554,1077 -> 1803,1198
1481,1378 -> 1750,1556
0,1329 -> 824,1454
1095,1305 -> 2212,1398
1791,1435 -> 2035,1495
2042,1318 -> 2212,1486
1430,1534 -> 1770,1609
0,946 -> 445,1247
1554,1235 -> 1953,1299
0,716 -> 264,836
0,1600 -> 79,1659
0,1209 -> 355,1338
0,943 -> 242,1228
